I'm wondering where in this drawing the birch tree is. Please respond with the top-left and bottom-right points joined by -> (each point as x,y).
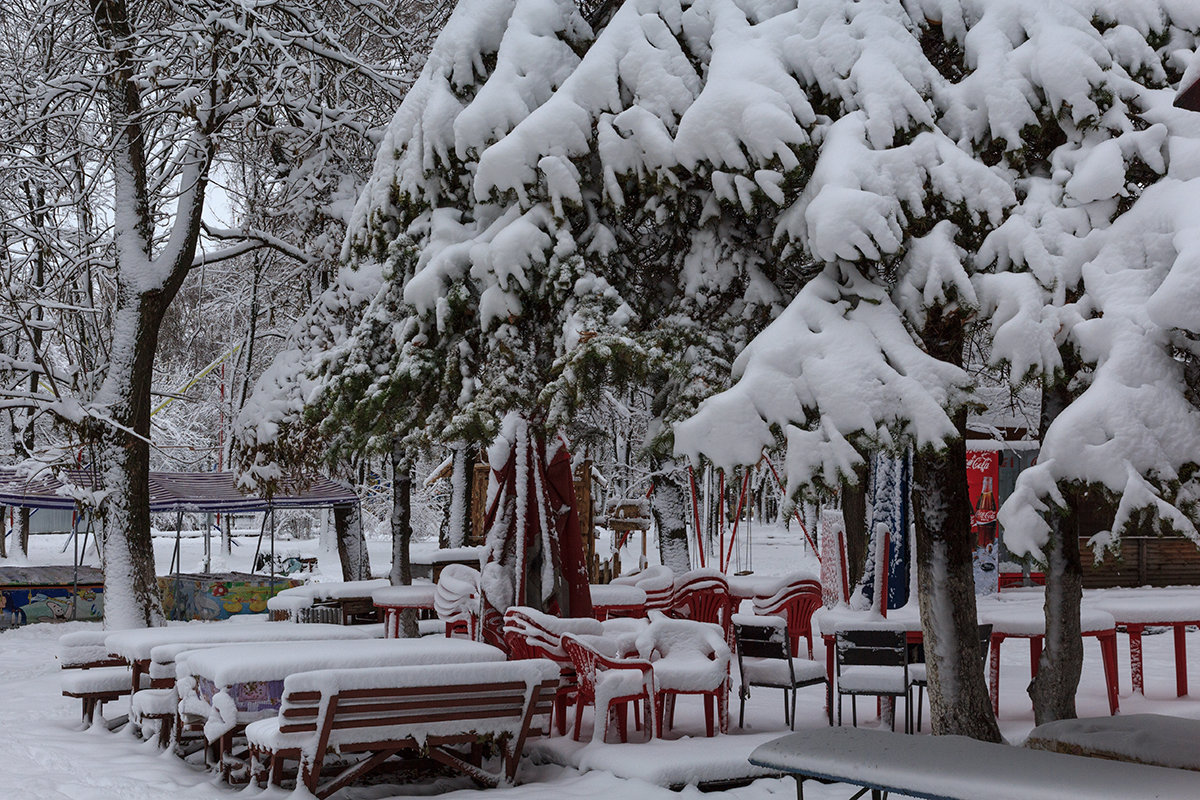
0,0 -> 413,626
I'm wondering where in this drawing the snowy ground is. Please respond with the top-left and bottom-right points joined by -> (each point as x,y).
5,527 -> 1200,798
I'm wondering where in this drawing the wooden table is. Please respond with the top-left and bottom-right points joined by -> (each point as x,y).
372,583 -> 438,637
1090,593 -> 1200,696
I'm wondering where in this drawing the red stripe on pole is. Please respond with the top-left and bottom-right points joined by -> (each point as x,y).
688,465 -> 706,568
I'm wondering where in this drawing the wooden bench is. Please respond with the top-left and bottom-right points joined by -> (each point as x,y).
58,630 -> 139,726
245,659 -> 559,797
749,727 -> 1200,800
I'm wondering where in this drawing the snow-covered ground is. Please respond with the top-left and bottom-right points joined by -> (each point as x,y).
5,527 -> 1200,798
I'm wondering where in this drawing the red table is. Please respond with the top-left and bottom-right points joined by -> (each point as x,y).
1091,594 -> 1200,697
372,584 -> 438,638
985,606 -> 1120,716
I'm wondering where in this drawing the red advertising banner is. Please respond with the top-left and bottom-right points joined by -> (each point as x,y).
966,449 -> 1000,547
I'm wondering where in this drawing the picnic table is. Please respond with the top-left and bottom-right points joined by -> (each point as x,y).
1089,591 -> 1200,696
106,622 -> 372,693
372,584 -> 438,638
176,636 -> 506,744
748,726 -> 1200,800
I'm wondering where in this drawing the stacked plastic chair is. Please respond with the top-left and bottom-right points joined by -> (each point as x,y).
433,564 -> 481,639
611,565 -> 675,614
502,606 -> 604,735
752,572 -> 822,659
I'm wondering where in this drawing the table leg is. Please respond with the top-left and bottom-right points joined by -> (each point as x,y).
1127,624 -> 1144,694
989,634 -> 1003,716
1175,624 -> 1188,697
1029,638 -> 1042,679
1100,631 -> 1120,715
824,636 -> 835,723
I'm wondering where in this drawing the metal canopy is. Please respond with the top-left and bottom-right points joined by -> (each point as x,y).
0,469 -> 358,513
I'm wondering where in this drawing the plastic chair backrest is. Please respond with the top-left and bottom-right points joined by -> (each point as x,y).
835,629 -> 907,672
735,620 -> 791,662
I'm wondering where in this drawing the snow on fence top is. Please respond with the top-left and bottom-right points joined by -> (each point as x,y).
0,469 -> 358,513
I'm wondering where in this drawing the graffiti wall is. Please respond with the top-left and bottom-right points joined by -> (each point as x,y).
0,566 -> 105,624
158,573 -> 301,621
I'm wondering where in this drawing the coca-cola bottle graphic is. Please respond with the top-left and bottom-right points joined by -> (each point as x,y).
974,476 -> 998,548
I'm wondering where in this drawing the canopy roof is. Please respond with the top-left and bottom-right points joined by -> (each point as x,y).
0,469 -> 358,513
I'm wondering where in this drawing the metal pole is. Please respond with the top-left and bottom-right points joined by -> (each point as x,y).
71,510 -> 80,621
204,511 -> 212,573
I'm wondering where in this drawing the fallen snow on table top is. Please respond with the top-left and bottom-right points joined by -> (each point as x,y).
982,606 -> 1115,636
589,584 -> 647,606
105,621 -> 371,661
750,727 -> 1200,800
372,583 -> 438,605
530,730 -> 785,787
266,578 -> 390,611
1027,714 -> 1200,772
176,637 -> 505,686
1090,592 -> 1200,624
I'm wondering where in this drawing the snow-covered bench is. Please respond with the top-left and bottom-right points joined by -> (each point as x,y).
245,658 -> 559,797
749,727 -> 1200,800
58,630 -> 141,726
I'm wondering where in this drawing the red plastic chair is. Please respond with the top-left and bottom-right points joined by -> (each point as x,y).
561,633 -> 654,743
670,570 -> 734,650
503,607 -> 603,735
753,581 -> 822,659
434,564 -> 480,639
635,618 -> 731,737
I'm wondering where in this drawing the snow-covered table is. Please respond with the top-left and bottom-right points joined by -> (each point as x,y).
589,584 -> 647,619
372,583 -> 439,638
106,622 -> 371,692
176,637 -> 507,745
267,579 -> 391,616
1089,591 -> 1200,696
749,726 -> 1200,800
983,606 -> 1120,716
1026,714 -> 1200,772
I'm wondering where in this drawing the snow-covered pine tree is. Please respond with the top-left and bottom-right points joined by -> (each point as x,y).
675,0 -> 1024,740
968,0 -> 1200,723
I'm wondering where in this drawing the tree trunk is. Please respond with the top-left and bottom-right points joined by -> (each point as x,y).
1029,362 -> 1085,723
94,297 -> 168,629
913,311 -> 1001,741
333,501 -> 370,581
390,441 -> 418,637
444,442 -> 472,548
651,467 -> 692,574
842,460 -> 870,589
